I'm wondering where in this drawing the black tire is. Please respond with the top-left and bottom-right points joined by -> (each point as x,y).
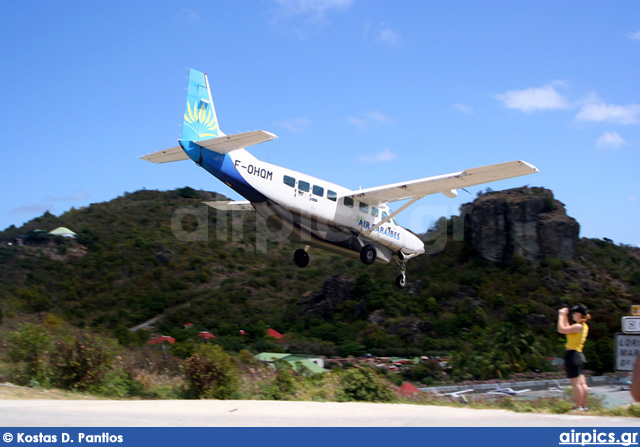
395,274 -> 407,289
293,249 -> 309,268
360,244 -> 377,265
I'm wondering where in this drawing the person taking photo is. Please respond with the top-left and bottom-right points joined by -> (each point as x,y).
557,304 -> 591,411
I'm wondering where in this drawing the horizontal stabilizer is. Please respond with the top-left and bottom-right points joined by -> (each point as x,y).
203,200 -> 254,211
196,130 -> 278,154
140,146 -> 189,164
140,130 -> 278,164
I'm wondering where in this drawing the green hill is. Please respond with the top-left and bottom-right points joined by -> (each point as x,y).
1,186 -> 639,378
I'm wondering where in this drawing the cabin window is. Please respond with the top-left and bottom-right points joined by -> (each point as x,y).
327,190 -> 337,202
283,175 -> 295,187
372,206 -> 379,217
344,197 -> 354,208
313,185 -> 324,197
359,202 -> 369,214
298,180 -> 310,193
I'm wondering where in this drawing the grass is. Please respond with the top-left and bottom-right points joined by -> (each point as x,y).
2,380 -> 640,419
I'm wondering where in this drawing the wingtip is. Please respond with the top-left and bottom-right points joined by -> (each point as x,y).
520,160 -> 540,173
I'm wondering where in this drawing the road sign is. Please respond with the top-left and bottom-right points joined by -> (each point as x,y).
615,333 -> 640,371
632,305 -> 640,316
622,316 -> 640,334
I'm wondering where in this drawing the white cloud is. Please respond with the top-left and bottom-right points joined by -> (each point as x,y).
628,195 -> 637,203
358,148 -> 397,164
495,84 -> 569,113
275,117 -> 311,132
10,204 -> 52,216
628,30 -> 640,41
180,9 -> 200,22
596,131 -> 627,149
272,0 -> 355,21
43,189 -> 90,202
377,27 -> 402,45
348,110 -> 393,131
363,22 -> 402,46
452,103 -> 473,115
576,102 -> 640,124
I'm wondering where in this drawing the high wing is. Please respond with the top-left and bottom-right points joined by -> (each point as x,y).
346,160 -> 538,205
141,130 -> 278,164
203,200 -> 254,211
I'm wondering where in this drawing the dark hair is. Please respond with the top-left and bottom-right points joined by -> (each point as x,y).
570,304 -> 591,322
570,304 -> 589,316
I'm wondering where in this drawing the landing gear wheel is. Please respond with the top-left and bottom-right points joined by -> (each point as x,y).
395,274 -> 407,289
360,244 -> 377,265
293,249 -> 309,268
395,262 -> 408,289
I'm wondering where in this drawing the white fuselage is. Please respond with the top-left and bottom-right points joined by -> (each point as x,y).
220,149 -> 425,262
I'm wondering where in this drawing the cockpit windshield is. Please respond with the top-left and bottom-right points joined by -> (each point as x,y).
381,210 -> 399,226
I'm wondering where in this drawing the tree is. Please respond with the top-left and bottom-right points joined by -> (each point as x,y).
337,367 -> 395,402
184,345 -> 239,399
7,324 -> 51,385
494,323 -> 527,370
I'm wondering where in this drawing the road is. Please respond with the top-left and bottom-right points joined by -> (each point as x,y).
1,399 -> 639,427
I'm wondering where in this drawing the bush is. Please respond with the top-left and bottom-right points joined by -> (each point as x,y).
48,334 -> 113,391
336,367 -> 395,403
7,324 -> 52,386
184,345 -> 239,399
263,362 -> 298,400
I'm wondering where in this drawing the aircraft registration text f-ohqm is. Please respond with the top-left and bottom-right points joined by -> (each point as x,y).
142,69 -> 538,288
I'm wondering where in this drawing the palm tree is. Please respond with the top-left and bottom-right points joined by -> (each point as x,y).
494,323 -> 527,371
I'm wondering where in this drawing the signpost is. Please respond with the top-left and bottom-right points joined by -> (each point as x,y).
622,316 -> 640,334
615,334 -> 640,371
615,307 -> 640,371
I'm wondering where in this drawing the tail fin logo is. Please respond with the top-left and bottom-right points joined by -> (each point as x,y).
184,101 -> 219,139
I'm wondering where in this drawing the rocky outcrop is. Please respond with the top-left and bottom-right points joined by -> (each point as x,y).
463,186 -> 579,264
297,275 -> 354,320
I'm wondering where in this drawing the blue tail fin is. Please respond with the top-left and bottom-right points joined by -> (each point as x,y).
182,69 -> 222,142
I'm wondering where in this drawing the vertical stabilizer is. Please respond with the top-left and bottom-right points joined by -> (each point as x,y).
182,69 -> 222,142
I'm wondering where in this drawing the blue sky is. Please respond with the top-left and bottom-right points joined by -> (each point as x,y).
1,0 -> 639,246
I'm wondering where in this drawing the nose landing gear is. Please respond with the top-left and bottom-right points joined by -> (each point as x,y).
395,262 -> 407,289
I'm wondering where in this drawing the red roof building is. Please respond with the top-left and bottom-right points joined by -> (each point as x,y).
197,331 -> 215,340
267,328 -> 284,339
396,381 -> 421,397
147,335 -> 176,345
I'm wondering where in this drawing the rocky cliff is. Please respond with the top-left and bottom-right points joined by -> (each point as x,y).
463,186 -> 580,264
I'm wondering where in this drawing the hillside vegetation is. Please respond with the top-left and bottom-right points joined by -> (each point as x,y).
1,187 -> 639,397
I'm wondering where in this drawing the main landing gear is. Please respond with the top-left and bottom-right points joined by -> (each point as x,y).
293,247 -> 310,268
293,245 -> 409,290
359,244 -> 377,265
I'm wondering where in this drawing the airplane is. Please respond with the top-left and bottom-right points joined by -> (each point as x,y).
442,388 -> 474,404
486,384 -> 531,396
142,69 -> 539,288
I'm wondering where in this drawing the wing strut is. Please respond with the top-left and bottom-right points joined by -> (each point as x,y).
363,196 -> 421,236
